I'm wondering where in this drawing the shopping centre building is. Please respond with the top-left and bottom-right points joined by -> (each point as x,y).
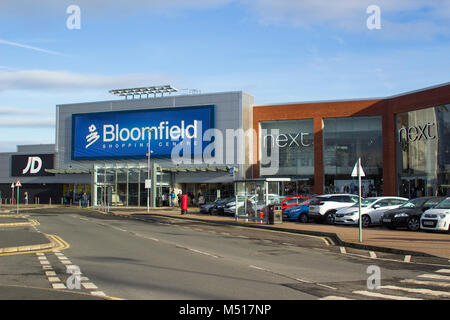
0,83 -> 449,206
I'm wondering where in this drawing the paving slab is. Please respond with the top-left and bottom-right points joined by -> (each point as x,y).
0,217 -> 29,224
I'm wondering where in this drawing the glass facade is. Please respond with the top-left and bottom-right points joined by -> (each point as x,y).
260,119 -> 314,194
94,163 -> 171,207
396,105 -> 450,198
323,116 -> 383,196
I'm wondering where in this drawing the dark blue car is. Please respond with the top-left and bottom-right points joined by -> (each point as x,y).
282,203 -> 309,223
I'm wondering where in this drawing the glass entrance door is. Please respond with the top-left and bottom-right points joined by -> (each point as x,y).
399,177 -> 427,198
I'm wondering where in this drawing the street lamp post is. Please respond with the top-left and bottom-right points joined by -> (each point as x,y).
147,128 -> 152,213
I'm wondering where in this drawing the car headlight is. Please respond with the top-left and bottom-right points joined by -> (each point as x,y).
394,213 -> 408,218
439,214 -> 447,219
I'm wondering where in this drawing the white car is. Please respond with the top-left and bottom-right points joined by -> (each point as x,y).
335,196 -> 409,227
420,197 -> 450,232
308,194 -> 360,224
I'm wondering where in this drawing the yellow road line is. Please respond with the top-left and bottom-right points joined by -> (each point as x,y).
0,234 -> 69,257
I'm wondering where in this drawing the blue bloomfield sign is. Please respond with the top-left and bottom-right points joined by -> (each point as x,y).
72,105 -> 215,160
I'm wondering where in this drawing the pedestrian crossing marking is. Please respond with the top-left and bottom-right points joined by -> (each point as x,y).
436,269 -> 450,274
380,285 -> 450,298
401,279 -> 450,288
352,290 -> 422,300
417,274 -> 450,281
320,296 -> 353,300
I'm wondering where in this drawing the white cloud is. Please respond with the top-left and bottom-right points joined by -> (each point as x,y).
241,0 -> 450,36
0,69 -> 169,92
0,117 -> 55,127
0,0 -> 233,17
0,106 -> 51,115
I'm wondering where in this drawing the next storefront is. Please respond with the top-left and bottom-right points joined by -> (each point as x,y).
253,83 -> 450,197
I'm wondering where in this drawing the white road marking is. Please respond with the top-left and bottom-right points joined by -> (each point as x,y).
91,291 -> 106,296
401,279 -> 450,288
250,265 -> 267,271
52,283 -> 67,289
48,277 -> 61,283
39,260 -> 50,265
45,271 -> 56,276
187,248 -> 219,259
380,285 -> 450,298
317,283 -> 337,290
369,251 -> 377,259
36,252 -> 44,256
61,260 -> 72,265
82,282 -> 98,290
404,255 -> 411,262
436,269 -> 450,274
295,278 -> 313,283
417,274 -> 450,281
58,256 -> 69,260
320,296 -> 353,300
340,247 -> 346,254
42,266 -> 52,270
353,290 -> 422,300
37,256 -> 47,260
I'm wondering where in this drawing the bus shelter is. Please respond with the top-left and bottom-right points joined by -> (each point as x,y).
234,178 -> 291,222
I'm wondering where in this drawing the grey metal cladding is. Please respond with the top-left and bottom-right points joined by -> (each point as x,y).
56,91 -> 253,180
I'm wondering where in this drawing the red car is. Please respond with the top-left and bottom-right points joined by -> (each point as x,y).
280,196 -> 310,212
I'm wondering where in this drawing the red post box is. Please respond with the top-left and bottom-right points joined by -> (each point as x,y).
181,194 -> 188,215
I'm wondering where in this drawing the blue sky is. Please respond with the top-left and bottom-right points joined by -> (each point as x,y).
0,0 -> 449,151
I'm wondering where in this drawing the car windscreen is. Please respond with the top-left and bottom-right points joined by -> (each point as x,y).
351,198 -> 377,207
400,198 -> 426,208
309,197 -> 326,205
435,198 -> 450,209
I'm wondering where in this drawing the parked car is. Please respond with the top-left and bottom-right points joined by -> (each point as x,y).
279,196 -> 310,212
223,198 -> 237,216
308,194 -> 360,224
420,197 -> 450,232
381,197 -> 446,231
199,198 -> 229,215
214,197 -> 235,216
335,196 -> 408,227
282,200 -> 310,222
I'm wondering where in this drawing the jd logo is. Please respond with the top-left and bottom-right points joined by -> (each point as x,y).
23,157 -> 42,174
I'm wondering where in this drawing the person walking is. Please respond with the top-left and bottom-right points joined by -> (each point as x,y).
81,192 -> 88,208
24,192 -> 28,205
177,191 -> 182,207
170,190 -> 175,207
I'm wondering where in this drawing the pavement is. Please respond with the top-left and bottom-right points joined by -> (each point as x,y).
0,228 -> 50,249
105,206 -> 450,260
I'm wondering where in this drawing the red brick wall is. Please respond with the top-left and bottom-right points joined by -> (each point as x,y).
252,84 -> 450,195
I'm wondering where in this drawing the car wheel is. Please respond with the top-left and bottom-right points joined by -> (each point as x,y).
362,215 -> 371,228
298,213 -> 308,223
407,217 -> 420,231
325,212 -> 336,225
